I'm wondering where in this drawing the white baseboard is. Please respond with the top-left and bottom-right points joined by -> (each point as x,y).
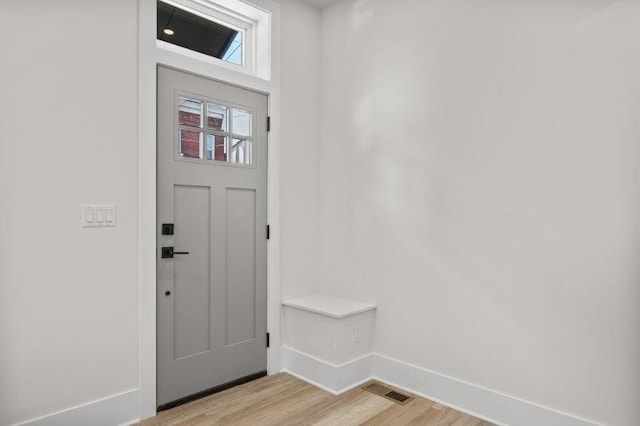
15,388 -> 139,426
12,350 -> 602,426
373,354 -> 599,426
280,346 -> 373,395
280,347 -> 598,426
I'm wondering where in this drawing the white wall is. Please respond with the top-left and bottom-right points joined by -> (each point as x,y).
0,0 -> 320,423
319,0 -> 640,424
0,1 -> 139,424
278,0 -> 322,301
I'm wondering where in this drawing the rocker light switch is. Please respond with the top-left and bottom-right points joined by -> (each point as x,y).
95,206 -> 104,223
105,207 -> 114,223
85,207 -> 94,223
82,204 -> 116,228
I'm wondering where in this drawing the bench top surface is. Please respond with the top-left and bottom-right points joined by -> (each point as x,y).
282,294 -> 376,319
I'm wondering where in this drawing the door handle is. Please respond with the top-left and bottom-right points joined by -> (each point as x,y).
161,247 -> 190,258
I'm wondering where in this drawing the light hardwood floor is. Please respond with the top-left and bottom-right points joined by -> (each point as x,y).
138,373 -> 493,425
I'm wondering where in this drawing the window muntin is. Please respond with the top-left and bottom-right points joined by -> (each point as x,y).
177,94 -> 255,167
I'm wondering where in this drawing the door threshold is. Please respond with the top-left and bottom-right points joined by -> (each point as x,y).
157,370 -> 268,412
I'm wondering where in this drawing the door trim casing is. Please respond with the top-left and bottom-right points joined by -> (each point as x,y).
137,0 -> 282,420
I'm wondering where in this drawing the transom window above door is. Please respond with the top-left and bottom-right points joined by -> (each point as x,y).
155,0 -> 272,79
157,1 -> 244,66
177,95 -> 254,166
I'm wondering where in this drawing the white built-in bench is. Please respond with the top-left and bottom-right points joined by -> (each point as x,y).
282,295 -> 376,366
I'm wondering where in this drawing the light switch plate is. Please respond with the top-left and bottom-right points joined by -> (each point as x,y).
82,204 -> 116,227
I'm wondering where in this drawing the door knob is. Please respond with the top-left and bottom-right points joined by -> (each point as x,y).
165,290 -> 171,296
161,247 -> 190,258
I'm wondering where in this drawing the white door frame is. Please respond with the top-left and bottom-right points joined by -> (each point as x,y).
137,0 -> 281,419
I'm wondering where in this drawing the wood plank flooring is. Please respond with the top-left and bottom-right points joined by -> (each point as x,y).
138,373 -> 492,426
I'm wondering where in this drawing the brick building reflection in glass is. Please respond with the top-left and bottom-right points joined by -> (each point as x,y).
178,97 -> 227,160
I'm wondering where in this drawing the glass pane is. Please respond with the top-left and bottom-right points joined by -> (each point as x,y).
207,134 -> 227,161
179,130 -> 203,159
178,96 -> 203,128
232,109 -> 252,137
157,1 -> 243,67
221,32 -> 243,66
207,104 -> 228,131
230,138 -> 252,165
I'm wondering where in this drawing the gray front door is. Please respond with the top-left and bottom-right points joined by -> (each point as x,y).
157,66 -> 268,407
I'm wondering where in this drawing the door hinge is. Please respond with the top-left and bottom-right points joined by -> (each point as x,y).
266,225 -> 270,240
266,332 -> 270,348
266,116 -> 271,132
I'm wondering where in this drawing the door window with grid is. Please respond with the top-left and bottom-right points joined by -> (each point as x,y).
177,94 -> 255,166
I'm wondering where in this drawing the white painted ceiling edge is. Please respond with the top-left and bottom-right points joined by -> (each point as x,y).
301,0 -> 339,8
